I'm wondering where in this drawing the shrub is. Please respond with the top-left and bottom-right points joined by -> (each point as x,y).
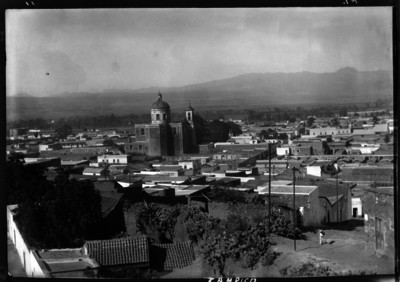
280,262 -> 333,277
207,186 -> 246,203
270,208 -> 305,239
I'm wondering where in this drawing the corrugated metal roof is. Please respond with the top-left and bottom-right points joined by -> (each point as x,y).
84,237 -> 149,266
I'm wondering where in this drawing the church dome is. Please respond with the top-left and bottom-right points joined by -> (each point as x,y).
151,93 -> 170,110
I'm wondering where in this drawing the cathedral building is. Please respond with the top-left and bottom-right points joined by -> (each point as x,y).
126,93 -> 197,156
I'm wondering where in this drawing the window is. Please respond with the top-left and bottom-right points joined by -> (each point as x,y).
117,159 -> 120,163
139,145 -> 143,150
163,114 -> 167,120
130,145 -> 133,150
187,112 -> 192,121
140,128 -> 145,135
173,128 -> 177,135
156,114 -> 160,120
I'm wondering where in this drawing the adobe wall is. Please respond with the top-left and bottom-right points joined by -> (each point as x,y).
361,190 -> 394,258
7,206 -> 47,278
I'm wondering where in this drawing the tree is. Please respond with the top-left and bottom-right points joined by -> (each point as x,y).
372,115 -> 379,125
55,123 -> 72,139
205,120 -> 230,142
7,156 -> 103,249
307,117 -> 315,127
103,138 -> 116,147
193,114 -> 208,144
6,153 -> 49,205
331,118 -> 339,127
226,121 -> 242,136
278,133 -> 289,140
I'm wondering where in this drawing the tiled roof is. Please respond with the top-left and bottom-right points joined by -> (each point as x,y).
151,242 -> 195,270
84,237 -> 149,266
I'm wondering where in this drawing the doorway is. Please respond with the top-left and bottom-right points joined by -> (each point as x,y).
353,208 -> 358,218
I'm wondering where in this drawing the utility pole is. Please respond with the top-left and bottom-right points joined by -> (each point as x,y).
268,142 -> 272,236
336,164 -> 339,223
292,166 -> 299,252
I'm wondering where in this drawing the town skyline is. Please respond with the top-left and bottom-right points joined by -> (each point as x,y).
6,7 -> 393,97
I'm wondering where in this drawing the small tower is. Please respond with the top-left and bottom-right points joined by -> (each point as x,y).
151,91 -> 171,124
185,101 -> 196,148
186,101 -> 194,126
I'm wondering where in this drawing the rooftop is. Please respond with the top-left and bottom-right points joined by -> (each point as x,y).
36,248 -> 99,276
143,184 -> 209,197
150,242 -> 195,270
258,185 -> 318,195
84,237 -> 149,266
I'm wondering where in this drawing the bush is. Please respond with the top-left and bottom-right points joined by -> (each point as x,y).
270,208 -> 305,239
280,262 -> 333,277
207,186 -> 246,203
200,215 -> 278,274
225,213 -> 250,234
135,203 -> 180,243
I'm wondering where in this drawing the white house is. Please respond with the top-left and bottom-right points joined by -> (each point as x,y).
178,159 -> 201,173
309,127 -> 351,136
98,154 -> 130,165
277,146 -> 291,156
351,197 -> 363,217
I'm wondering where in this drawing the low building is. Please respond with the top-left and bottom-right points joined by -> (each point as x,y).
317,182 -> 352,224
83,237 -> 150,277
178,159 -> 201,174
98,154 -> 131,165
361,187 -> 394,259
257,184 -> 320,227
24,157 -> 61,169
83,167 -> 108,177
7,205 -> 101,278
309,127 -> 351,137
34,249 -> 99,278
352,123 -> 388,135
277,146 -> 291,156
340,166 -> 394,182
351,197 -> 363,218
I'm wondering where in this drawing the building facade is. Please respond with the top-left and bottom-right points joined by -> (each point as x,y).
362,187 -> 394,258
126,93 -> 196,157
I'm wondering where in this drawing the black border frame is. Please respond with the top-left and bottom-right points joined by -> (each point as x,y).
1,1 -> 398,282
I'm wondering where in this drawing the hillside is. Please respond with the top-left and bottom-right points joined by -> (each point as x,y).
6,68 -> 393,121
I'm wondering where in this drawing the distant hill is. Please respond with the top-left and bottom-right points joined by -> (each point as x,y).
7,68 -> 393,121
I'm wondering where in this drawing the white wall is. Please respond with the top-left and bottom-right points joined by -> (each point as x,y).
277,147 -> 290,156
351,197 -> 363,216
306,166 -> 322,177
7,205 -> 47,278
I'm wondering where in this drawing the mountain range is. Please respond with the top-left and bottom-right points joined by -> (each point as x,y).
7,67 -> 393,121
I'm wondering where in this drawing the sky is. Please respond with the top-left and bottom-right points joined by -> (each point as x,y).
6,7 -> 393,97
